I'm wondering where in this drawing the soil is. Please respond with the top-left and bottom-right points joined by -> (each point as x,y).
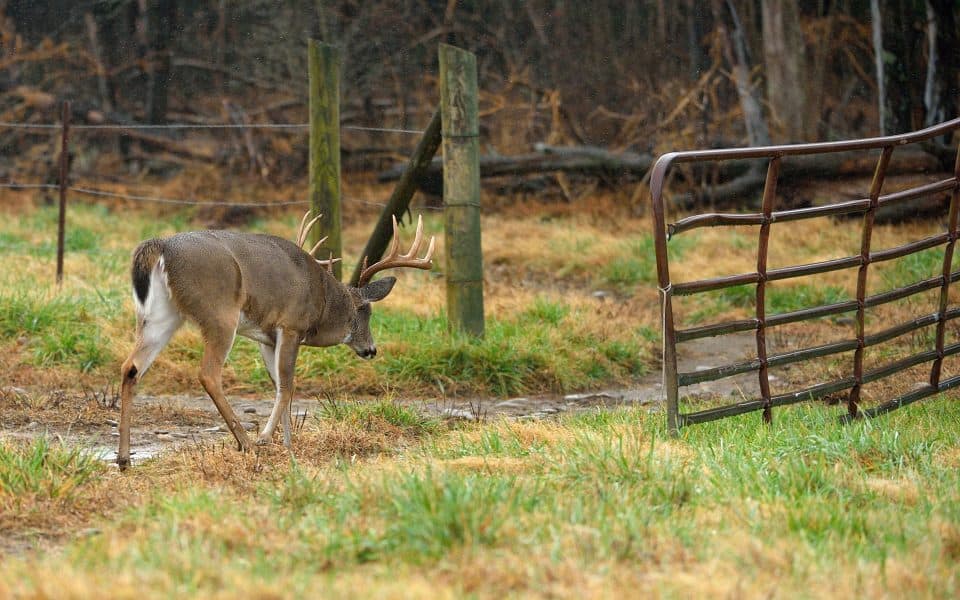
3,332 -> 762,468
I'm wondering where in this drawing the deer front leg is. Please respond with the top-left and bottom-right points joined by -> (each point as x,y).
258,328 -> 301,447
198,326 -> 254,452
117,311 -> 184,470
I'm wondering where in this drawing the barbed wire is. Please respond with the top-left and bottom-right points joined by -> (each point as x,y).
0,121 -> 425,135
0,182 -> 59,190
0,180 -> 444,211
69,186 -> 310,207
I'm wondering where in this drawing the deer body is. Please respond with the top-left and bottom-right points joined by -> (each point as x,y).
118,216 -> 432,470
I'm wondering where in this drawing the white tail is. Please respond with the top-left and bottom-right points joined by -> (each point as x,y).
117,214 -> 434,469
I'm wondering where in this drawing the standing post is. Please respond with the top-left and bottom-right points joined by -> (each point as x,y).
439,44 -> 484,336
56,100 -> 71,286
307,39 -> 342,279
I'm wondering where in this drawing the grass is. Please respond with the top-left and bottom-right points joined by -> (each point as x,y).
0,437 -> 104,508
1,193 -> 958,597
599,233 -> 696,290
0,399 -> 957,597
0,202 -> 656,398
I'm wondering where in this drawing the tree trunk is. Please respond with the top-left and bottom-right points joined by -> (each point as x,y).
761,0 -> 807,141
875,0 -> 925,134
871,0 -> 887,134
84,11 -> 112,113
809,1 -> 835,139
715,0 -> 772,147
146,0 -> 176,124
924,0 -> 959,127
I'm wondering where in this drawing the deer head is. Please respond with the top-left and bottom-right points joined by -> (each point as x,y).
116,213 -> 434,470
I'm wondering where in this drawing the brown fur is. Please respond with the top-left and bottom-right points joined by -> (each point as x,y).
117,229 -> 411,470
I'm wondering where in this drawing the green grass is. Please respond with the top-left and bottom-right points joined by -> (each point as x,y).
599,233 -> 695,290
0,204 -> 653,397
317,396 -> 441,436
370,311 -> 647,396
878,246 -> 946,289
0,290 -> 121,372
0,437 -> 104,507
4,398 -> 957,596
690,282 -> 849,322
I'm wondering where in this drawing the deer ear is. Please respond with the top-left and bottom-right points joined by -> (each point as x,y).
360,276 -> 397,302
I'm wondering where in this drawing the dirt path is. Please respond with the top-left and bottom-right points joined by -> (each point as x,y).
39,331 -> 756,466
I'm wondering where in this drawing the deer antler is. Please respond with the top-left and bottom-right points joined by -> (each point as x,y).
296,210 -> 340,267
296,211 -> 323,248
357,214 -> 435,287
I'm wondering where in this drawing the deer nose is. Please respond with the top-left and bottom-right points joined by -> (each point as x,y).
359,347 -> 377,359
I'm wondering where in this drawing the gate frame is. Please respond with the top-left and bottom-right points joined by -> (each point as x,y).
650,118 -> 960,435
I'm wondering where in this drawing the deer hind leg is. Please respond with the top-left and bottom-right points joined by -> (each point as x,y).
118,297 -> 184,470
258,329 -> 301,447
197,320 -> 254,452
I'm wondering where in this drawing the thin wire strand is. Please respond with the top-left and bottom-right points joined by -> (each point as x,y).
0,121 -> 425,134
72,123 -> 308,130
343,125 -> 425,135
1,182 -> 444,211
0,182 -> 59,190
69,186 -> 310,206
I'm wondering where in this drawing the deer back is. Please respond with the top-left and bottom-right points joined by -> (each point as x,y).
159,231 -> 347,336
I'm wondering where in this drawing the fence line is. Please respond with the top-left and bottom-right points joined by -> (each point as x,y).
0,180 -> 444,211
0,89 -> 448,289
0,121 -> 425,135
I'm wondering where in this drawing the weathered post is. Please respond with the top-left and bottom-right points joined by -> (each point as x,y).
307,38 -> 342,279
439,44 -> 484,336
56,100 -> 71,286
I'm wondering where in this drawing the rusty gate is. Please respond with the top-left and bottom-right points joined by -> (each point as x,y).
650,118 -> 960,434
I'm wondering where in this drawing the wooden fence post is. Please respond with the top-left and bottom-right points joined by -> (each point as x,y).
56,100 -> 71,286
439,44 -> 484,337
307,38 -> 342,279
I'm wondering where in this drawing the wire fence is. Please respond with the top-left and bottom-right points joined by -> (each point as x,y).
0,121 -> 425,134
0,103 -> 447,286
0,115 -> 439,210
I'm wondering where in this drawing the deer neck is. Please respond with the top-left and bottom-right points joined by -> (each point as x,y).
303,272 -> 357,347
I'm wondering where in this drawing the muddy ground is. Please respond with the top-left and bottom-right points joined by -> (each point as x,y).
1,332 -> 763,467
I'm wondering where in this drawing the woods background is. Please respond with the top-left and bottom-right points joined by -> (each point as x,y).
0,1 -> 957,203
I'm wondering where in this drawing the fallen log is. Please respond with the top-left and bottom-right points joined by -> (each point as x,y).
683,146 -> 944,207
377,141 -> 944,205
377,144 -> 655,194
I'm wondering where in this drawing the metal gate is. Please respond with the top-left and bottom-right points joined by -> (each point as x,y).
650,118 -> 960,433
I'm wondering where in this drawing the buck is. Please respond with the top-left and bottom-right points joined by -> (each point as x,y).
117,213 -> 434,470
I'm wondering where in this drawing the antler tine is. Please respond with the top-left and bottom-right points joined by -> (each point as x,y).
307,235 -> 329,257
399,214 -> 426,259
386,215 -> 402,258
296,211 -> 310,247
357,213 -> 435,287
296,212 -> 324,248
315,251 -> 341,274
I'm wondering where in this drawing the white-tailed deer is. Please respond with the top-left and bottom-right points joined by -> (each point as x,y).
117,214 -> 434,470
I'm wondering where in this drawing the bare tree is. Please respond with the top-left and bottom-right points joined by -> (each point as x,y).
923,0 -> 959,126
762,0 -> 807,141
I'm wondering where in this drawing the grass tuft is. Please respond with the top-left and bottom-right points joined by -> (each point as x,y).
0,437 -> 104,509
